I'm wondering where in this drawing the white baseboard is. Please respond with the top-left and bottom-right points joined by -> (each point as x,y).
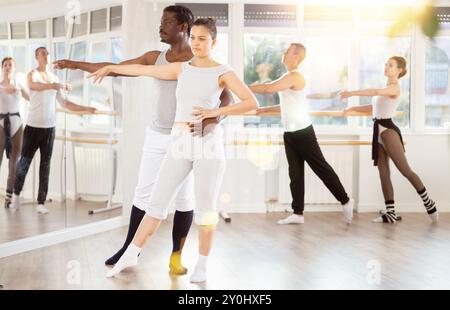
223,203 -> 343,213
0,188 -> 123,204
0,217 -> 126,259
224,202 -> 450,214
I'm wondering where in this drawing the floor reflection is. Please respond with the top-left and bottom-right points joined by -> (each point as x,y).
0,199 -> 122,243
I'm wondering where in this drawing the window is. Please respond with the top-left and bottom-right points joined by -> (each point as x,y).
0,23 -> 8,40
53,42 -> 66,82
359,37 -> 411,128
0,45 -> 9,61
11,46 -> 26,73
425,38 -> 450,128
73,13 -> 88,38
434,7 -> 450,30
29,20 -> 47,39
11,22 -> 26,40
177,3 -> 229,27
91,9 -> 108,34
244,34 -> 296,128
212,33 -> 228,65
245,4 -> 296,28
88,41 -> 109,124
53,16 -> 66,38
110,6 -> 123,31
303,37 -> 351,126
243,4 -> 298,128
303,4 -> 353,23
67,41 -> 87,103
111,37 -> 123,127
359,4 -> 411,24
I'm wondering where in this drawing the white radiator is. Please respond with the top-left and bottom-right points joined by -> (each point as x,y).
278,148 -> 354,205
73,147 -> 114,196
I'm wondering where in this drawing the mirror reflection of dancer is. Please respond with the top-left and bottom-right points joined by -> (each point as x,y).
89,18 -> 258,283
10,47 -> 96,214
0,57 -> 29,208
341,56 -> 438,224
251,44 -> 354,225
54,6 -> 233,275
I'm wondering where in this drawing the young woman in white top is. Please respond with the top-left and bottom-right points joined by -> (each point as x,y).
341,56 -> 438,224
250,43 -> 354,226
0,57 -> 29,208
89,18 -> 258,282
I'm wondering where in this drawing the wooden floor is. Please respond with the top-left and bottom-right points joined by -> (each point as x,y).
0,200 -> 122,243
0,212 -> 449,290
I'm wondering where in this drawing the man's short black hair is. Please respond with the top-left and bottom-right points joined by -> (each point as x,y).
163,5 -> 195,35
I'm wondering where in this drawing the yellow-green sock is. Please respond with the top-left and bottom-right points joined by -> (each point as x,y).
169,251 -> 188,275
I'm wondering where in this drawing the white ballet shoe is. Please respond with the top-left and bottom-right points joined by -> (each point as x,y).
10,195 -> 20,210
190,266 -> 207,283
106,244 -> 141,278
36,204 -> 49,214
342,198 -> 354,224
372,216 -> 385,223
190,255 -> 208,283
372,214 -> 397,223
277,214 -> 304,225
106,256 -> 138,278
429,212 -> 439,224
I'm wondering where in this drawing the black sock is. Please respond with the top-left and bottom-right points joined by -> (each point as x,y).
172,210 -> 194,253
105,205 -> 146,265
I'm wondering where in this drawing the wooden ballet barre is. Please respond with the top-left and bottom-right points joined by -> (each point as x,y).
231,140 -> 373,146
244,110 -> 405,117
56,136 -> 118,145
56,108 -> 119,116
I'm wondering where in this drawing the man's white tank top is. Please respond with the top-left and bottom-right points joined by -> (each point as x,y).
280,88 -> 312,132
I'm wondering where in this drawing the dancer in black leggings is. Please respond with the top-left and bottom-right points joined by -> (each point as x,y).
10,47 -> 95,214
251,43 -> 354,225
341,56 -> 438,224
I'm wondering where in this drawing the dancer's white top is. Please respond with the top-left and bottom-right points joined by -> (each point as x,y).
27,69 -> 65,128
149,50 -> 178,134
0,75 -> 26,135
373,96 -> 399,119
280,88 -> 312,132
174,62 -> 231,123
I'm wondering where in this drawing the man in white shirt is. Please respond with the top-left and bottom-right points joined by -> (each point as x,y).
10,47 -> 96,214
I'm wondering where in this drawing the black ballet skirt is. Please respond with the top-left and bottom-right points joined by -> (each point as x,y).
372,118 -> 405,166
